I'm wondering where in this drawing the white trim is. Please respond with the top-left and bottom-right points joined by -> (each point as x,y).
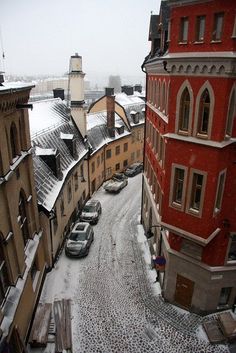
175,80 -> 194,135
164,132 -> 236,147
169,164 -> 188,212
214,169 -> 227,215
161,221 -> 220,246
146,102 -> 168,124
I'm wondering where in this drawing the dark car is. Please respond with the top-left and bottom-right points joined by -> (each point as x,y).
80,199 -> 102,224
65,222 -> 94,257
124,162 -> 143,177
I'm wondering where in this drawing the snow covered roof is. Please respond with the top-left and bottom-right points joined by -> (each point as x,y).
0,81 -> 34,93
86,111 -> 130,155
29,98 -> 87,211
115,93 -> 145,127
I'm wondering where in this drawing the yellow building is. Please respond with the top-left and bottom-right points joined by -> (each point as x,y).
0,80 -> 47,351
87,86 -> 145,195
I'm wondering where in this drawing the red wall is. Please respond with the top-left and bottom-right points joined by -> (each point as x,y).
169,0 -> 236,53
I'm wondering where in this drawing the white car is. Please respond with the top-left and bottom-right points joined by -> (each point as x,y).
104,173 -> 128,193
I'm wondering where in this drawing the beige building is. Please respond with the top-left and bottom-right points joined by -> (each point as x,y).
87,86 -> 145,195
0,80 -> 47,351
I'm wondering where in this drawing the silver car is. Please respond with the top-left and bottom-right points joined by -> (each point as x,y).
80,200 -> 102,224
65,222 -> 94,258
104,173 -> 128,193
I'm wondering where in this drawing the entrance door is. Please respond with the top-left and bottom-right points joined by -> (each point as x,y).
174,274 -> 194,309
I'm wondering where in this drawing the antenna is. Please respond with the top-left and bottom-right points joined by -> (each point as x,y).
0,27 -> 5,72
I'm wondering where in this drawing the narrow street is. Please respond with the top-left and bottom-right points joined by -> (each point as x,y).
39,174 -> 228,353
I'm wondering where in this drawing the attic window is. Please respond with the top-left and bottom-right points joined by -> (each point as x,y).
130,111 -> 139,124
116,126 -> 124,135
60,133 -> 77,159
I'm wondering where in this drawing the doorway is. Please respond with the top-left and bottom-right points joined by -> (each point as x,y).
174,274 -> 194,309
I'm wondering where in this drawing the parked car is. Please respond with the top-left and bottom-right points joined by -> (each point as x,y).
124,162 -> 143,177
80,199 -> 102,224
104,173 -> 128,193
65,222 -> 94,258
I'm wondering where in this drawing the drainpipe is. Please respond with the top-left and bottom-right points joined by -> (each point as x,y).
140,60 -> 148,226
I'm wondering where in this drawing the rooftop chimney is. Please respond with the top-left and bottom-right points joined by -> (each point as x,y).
105,87 -> 114,96
106,94 -> 115,138
53,88 -> 65,100
0,72 -> 4,86
134,84 -> 142,93
121,85 -> 134,96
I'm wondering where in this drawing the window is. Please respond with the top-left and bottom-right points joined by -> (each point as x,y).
67,181 -> 72,203
30,260 -> 38,281
214,170 -> 226,212
228,234 -> 236,262
74,172 -> 78,191
179,17 -> 189,42
123,143 -> 128,152
19,191 -> 29,245
115,145 -> 120,155
131,132 -> 135,143
115,163 -> 120,171
0,243 -> 10,305
106,149 -> 111,159
106,167 -> 112,177
101,152 -> 104,163
10,123 -> 19,161
123,160 -> 128,168
198,89 -> 210,136
189,172 -> 205,212
232,15 -> 236,38
97,156 -> 100,167
218,287 -> 231,306
179,88 -> 190,132
92,161 -> 95,173
196,16 -> 205,42
181,239 -> 202,260
212,12 -> 224,41
226,89 -> 235,137
173,168 -> 185,205
80,164 -> 84,179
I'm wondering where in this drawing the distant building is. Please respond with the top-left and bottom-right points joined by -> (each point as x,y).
0,81 -> 47,350
142,0 -> 236,314
87,85 -> 145,195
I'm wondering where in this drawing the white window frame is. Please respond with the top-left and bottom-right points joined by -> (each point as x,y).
179,17 -> 189,43
186,168 -> 207,217
214,169 -> 226,214
225,85 -> 236,138
175,80 -> 194,136
169,164 -> 188,211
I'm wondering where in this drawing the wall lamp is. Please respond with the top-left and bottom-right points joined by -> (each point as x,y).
146,224 -> 162,239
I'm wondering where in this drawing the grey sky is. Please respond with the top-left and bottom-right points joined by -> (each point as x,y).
0,0 -> 160,83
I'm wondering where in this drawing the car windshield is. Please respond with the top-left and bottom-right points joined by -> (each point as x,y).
69,232 -> 87,241
83,205 -> 96,212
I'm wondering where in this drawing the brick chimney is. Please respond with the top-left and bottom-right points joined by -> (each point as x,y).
121,85 -> 134,96
106,88 -> 115,138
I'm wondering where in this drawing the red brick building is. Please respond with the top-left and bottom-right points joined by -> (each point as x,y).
142,0 -> 236,314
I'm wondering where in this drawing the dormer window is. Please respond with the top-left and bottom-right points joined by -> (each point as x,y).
60,133 -> 77,160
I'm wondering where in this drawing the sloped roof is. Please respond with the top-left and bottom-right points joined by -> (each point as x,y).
29,98 -> 87,211
115,93 -> 145,127
86,111 -> 130,155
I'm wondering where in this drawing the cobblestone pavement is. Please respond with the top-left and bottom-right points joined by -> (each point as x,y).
41,175 -> 229,353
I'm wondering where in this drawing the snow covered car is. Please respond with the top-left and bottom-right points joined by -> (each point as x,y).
124,162 -> 143,177
80,199 -> 102,224
104,173 -> 128,193
65,222 -> 94,258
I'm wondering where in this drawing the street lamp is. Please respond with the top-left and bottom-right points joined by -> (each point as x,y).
145,224 -> 162,239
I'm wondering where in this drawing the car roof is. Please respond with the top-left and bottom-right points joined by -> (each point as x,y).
72,222 -> 91,232
85,199 -> 100,206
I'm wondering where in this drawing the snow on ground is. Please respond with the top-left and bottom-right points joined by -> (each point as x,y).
32,175 -> 229,353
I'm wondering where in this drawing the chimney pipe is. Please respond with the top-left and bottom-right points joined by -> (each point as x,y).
106,95 -> 115,138
53,88 -> 65,100
121,85 -> 134,96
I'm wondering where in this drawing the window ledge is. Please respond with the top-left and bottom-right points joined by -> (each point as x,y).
193,41 -> 204,44
178,41 -> 188,45
196,133 -> 209,140
227,260 -> 236,265
211,40 -> 222,43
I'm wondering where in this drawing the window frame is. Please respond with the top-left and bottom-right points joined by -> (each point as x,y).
106,149 -> 112,159
186,169 -> 207,217
214,169 -> 226,214
225,86 -> 236,138
179,17 -> 189,43
169,164 -> 188,211
194,83 -> 214,139
195,15 -> 206,42
212,12 -> 224,42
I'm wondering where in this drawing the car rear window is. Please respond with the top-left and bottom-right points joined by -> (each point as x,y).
83,205 -> 96,212
69,232 -> 87,241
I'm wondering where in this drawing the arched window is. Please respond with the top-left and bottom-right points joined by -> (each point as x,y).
0,234 -> 10,304
179,88 -> 190,131
226,89 -> 235,137
10,123 -> 19,161
198,89 -> 210,135
19,192 -> 29,245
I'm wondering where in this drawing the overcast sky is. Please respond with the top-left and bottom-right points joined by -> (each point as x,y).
0,0 -> 160,84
